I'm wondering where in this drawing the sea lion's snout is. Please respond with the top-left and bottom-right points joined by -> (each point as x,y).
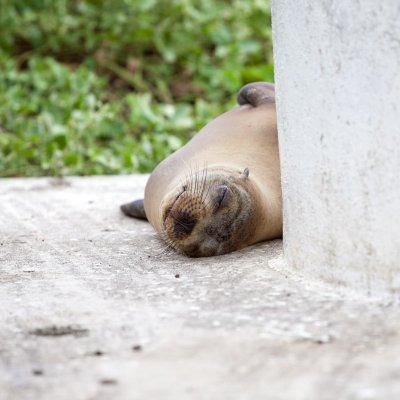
162,190 -> 205,244
161,168 -> 258,257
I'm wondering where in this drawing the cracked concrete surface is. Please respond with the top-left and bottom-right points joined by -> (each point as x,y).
1,175 -> 399,400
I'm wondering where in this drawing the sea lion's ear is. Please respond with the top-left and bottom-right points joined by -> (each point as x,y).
120,199 -> 148,220
240,167 -> 250,179
237,82 -> 275,107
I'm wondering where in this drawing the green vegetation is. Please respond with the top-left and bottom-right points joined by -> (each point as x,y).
0,0 -> 274,177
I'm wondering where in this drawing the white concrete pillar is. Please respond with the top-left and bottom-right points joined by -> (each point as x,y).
271,1 -> 400,297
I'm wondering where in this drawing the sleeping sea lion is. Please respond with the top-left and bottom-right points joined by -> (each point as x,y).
121,82 -> 282,257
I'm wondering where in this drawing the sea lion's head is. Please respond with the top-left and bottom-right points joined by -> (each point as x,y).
160,167 -> 258,257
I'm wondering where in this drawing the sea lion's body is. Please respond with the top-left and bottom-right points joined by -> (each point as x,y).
122,82 -> 282,257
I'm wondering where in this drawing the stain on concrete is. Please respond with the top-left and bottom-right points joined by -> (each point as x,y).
100,378 -> 118,385
32,369 -> 44,376
29,325 -> 89,338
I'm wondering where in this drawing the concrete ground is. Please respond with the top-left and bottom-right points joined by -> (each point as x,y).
1,175 -> 400,400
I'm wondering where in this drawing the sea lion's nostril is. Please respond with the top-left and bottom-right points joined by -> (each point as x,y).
174,220 -> 195,234
173,212 -> 196,235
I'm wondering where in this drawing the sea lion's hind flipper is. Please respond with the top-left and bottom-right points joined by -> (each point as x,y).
237,82 -> 275,107
120,199 -> 148,220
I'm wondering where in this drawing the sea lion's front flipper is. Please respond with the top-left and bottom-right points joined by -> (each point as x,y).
237,82 -> 275,107
120,199 -> 148,220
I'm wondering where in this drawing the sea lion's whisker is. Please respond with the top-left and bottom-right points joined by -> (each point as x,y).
154,234 -> 176,257
203,179 -> 215,207
202,163 -> 209,199
198,164 -> 205,197
159,232 -> 179,253
190,164 -> 196,194
181,158 -> 194,193
185,166 -> 192,193
192,163 -> 197,195
193,162 -> 198,192
179,174 -> 188,191
199,161 -> 208,201
179,161 -> 210,204
194,162 -> 201,196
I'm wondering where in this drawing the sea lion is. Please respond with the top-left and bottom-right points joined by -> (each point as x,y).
121,82 -> 282,257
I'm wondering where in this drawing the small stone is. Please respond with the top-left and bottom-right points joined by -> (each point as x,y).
32,369 -> 43,376
100,378 -> 117,385
132,345 -> 142,352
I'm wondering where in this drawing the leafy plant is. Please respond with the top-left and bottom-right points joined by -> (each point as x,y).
0,0 -> 273,177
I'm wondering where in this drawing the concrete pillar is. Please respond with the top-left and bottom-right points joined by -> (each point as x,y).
271,1 -> 400,297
